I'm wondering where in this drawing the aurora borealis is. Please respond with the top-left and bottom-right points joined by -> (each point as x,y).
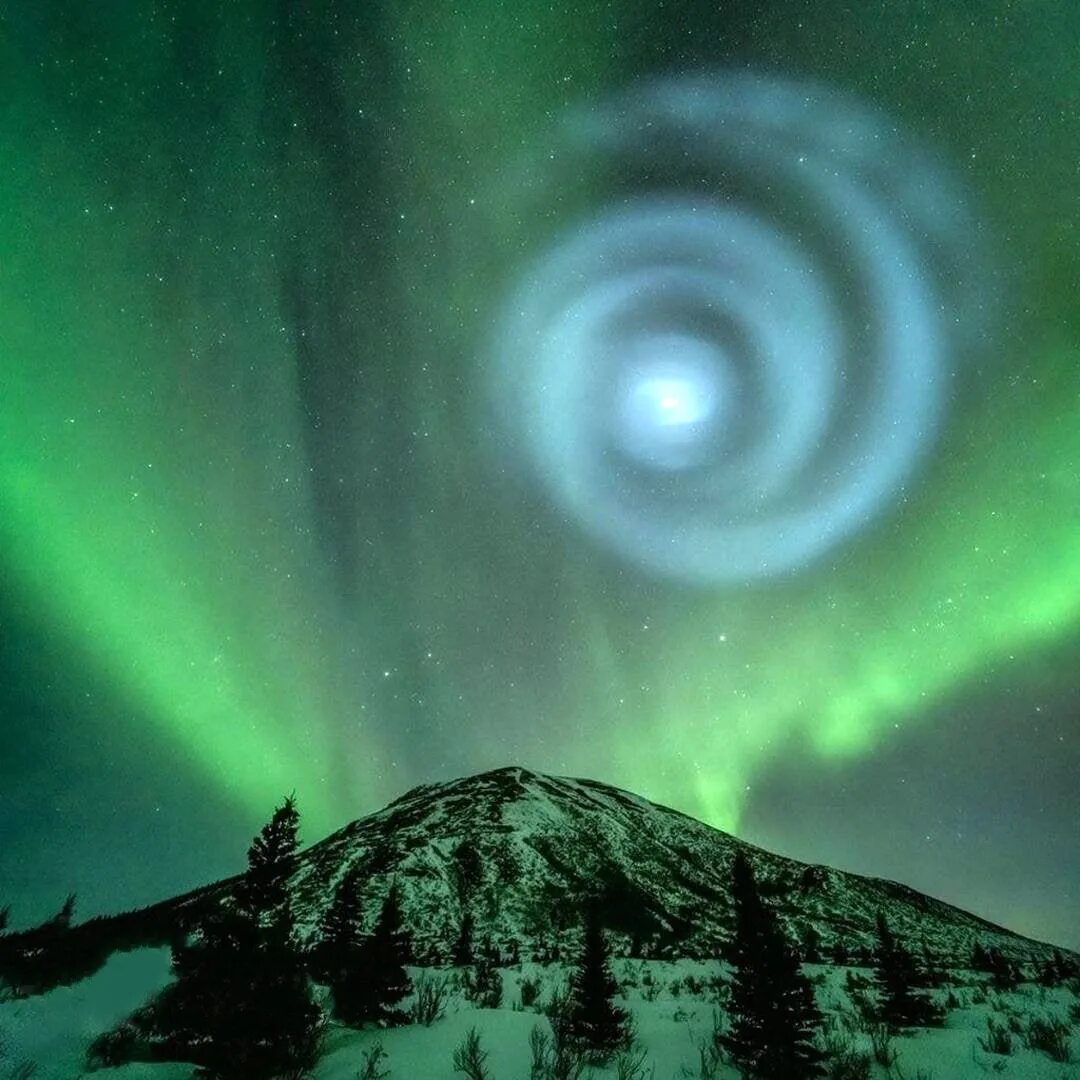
1,1 -> 1078,948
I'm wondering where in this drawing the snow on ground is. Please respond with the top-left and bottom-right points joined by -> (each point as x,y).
3,956 -> 1078,1078
0,948 -> 183,1079
312,961 -> 1080,1079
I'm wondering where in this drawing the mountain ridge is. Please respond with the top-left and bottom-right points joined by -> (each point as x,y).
1,766 -> 1072,999
282,765 -> 1063,965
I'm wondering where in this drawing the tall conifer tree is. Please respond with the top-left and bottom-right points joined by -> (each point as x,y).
236,795 -> 300,919
454,911 -> 475,967
872,913 -> 943,1029
351,883 -> 412,1024
315,866 -> 368,1024
564,900 -> 630,1058
721,852 -> 823,1078
121,796 -> 321,1078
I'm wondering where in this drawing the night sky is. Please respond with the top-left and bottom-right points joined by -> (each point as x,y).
1,2 -> 1077,951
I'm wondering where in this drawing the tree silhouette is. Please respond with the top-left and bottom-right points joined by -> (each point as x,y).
236,795 -> 300,917
564,900 -> 630,1059
971,941 -> 991,972
101,796 -> 321,1078
721,852 -> 823,1078
312,865 -> 367,1024
872,912 -> 943,1030
351,883 -> 411,1024
0,894 -> 83,994
454,911 -> 475,967
464,935 -> 503,1009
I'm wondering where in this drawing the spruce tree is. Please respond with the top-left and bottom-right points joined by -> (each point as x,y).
236,795 -> 300,917
0,894 -> 82,994
872,912 -> 943,1030
319,867 -> 365,963
801,924 -> 822,964
720,852 -> 823,1079
1039,949 -> 1077,984
352,884 -> 412,1024
830,938 -> 849,966
564,900 -> 630,1059
50,894 -> 76,930
313,866 -> 367,1023
128,796 -> 321,1078
971,941 -> 991,972
987,947 -> 1020,990
464,935 -> 503,1009
454,912 -> 475,967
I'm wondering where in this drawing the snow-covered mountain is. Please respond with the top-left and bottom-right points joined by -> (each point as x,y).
4,765 -> 1070,1001
262,766 -> 1062,967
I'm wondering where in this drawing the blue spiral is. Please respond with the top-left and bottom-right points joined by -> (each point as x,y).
488,73 -> 994,585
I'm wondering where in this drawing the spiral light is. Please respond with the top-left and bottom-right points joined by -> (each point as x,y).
489,73 -> 993,585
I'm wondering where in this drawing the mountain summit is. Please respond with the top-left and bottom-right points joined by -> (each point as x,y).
269,766 -> 1056,966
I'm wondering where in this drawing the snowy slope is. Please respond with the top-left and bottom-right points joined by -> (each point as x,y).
279,766 -> 1067,967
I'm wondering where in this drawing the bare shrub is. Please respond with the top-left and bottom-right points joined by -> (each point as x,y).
1022,1015 -> 1073,1063
358,1040 -> 390,1080
520,975 -> 542,1010
464,961 -> 503,1009
613,1044 -> 654,1080
861,1020 -> 896,1068
409,971 -> 448,1026
529,1023 -> 588,1080
977,1016 -> 1014,1056
678,1008 -> 724,1080
817,1016 -> 872,1080
453,1027 -> 490,1080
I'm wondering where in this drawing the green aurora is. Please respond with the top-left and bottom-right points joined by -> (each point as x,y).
1,2 -> 1078,851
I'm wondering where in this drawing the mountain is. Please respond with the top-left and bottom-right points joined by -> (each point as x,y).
281,766 -> 1062,966
0,766 -> 1070,996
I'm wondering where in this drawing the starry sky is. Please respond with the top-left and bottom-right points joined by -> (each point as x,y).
1,1 -> 1078,951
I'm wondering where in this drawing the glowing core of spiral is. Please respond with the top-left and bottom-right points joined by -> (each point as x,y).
614,335 -> 729,472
